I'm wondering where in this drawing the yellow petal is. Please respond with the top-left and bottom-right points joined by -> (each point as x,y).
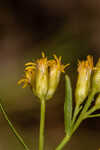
53,54 -> 59,63
59,56 -> 62,62
42,52 -> 45,58
64,64 -> 70,69
17,79 -> 25,85
22,82 -> 28,88
25,66 -> 36,70
25,62 -> 36,66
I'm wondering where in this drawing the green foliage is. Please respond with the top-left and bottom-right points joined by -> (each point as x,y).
64,75 -> 72,135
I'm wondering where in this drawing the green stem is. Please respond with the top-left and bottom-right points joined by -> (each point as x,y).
55,135 -> 70,150
71,105 -> 82,127
0,103 -> 30,150
88,114 -> 100,118
72,90 -> 95,134
81,90 -> 96,114
33,128 -> 35,150
39,99 -> 45,150
86,106 -> 97,116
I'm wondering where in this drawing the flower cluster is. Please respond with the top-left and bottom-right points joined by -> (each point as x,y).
17,53 -> 100,150
18,52 -> 69,101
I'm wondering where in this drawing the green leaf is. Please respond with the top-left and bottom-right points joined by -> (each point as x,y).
0,98 -> 30,150
64,75 -> 73,135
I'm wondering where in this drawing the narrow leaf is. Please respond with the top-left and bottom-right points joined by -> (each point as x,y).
64,75 -> 73,135
0,98 -> 30,150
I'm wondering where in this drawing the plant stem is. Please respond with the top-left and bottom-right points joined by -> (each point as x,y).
86,106 -> 97,116
71,105 -> 82,127
33,128 -> 35,150
0,103 -> 30,150
39,99 -> 45,150
81,90 -> 96,114
55,135 -> 70,150
72,90 -> 95,134
88,114 -> 100,118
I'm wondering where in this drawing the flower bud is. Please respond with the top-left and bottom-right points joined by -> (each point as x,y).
35,53 -> 48,100
92,58 -> 100,92
18,52 -> 48,100
46,55 -> 69,100
75,56 -> 93,106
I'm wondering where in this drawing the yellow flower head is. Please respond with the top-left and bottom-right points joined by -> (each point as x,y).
75,55 -> 93,106
18,52 -> 69,100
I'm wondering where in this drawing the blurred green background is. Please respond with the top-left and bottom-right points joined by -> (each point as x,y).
0,0 -> 100,150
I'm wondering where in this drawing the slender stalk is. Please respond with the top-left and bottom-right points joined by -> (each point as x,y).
33,128 -> 35,150
72,105 -> 79,126
55,135 -> 70,150
81,90 -> 96,114
88,114 -> 100,118
85,106 -> 97,117
71,105 -> 82,127
39,99 -> 45,150
72,90 -> 95,134
0,103 -> 30,150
